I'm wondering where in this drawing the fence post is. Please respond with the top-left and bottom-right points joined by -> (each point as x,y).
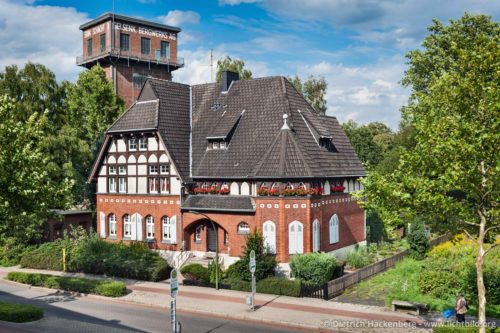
323,283 -> 328,300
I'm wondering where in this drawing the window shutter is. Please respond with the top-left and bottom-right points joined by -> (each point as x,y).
170,215 -> 177,243
329,217 -> 334,244
99,212 -> 106,238
130,214 -> 137,240
136,214 -> 143,241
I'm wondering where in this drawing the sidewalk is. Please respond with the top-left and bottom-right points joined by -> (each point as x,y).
0,266 -> 476,332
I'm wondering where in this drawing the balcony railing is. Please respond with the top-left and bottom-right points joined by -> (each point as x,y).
76,47 -> 184,67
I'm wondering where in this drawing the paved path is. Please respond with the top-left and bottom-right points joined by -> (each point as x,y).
5,266 -> 494,332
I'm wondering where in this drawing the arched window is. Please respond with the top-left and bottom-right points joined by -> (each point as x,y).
211,182 -> 218,190
329,214 -> 339,244
230,182 -> 239,195
194,225 -> 202,242
162,216 -> 177,243
271,183 -> 279,190
123,214 -> 131,238
99,212 -> 106,238
298,182 -> 306,190
263,221 -> 276,254
260,183 -> 268,190
237,222 -> 250,234
285,182 -> 294,190
240,182 -> 250,195
202,183 -> 209,190
324,180 -> 331,195
146,215 -> 154,239
312,219 -> 320,252
221,182 -> 229,190
109,214 -> 117,237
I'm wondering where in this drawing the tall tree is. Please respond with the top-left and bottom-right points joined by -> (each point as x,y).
289,75 -> 328,115
359,14 -> 499,330
215,56 -> 252,83
0,96 -> 72,243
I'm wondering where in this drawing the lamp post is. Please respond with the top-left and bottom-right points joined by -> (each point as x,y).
189,210 -> 219,290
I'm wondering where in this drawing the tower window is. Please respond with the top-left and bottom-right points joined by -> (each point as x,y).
160,41 -> 170,58
87,39 -> 93,57
141,37 -> 151,55
133,73 -> 150,89
120,33 -> 130,52
100,34 -> 106,52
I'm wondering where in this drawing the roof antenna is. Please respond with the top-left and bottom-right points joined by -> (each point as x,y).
281,114 -> 290,130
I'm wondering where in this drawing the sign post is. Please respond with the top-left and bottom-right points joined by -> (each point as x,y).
170,269 -> 181,333
249,250 -> 256,311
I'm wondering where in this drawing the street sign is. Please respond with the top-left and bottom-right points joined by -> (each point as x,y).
170,269 -> 179,299
249,250 -> 256,273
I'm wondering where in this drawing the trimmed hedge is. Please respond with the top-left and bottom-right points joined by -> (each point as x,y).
432,324 -> 497,333
7,272 -> 127,297
290,252 -> 339,285
181,264 -> 210,283
257,277 -> 301,297
0,301 -> 43,323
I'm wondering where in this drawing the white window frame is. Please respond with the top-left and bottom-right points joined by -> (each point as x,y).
139,137 -> 148,150
149,165 -> 158,174
285,182 -> 294,190
118,165 -> 126,175
149,177 -> 159,193
271,183 -> 279,190
329,214 -> 339,244
263,221 -> 276,254
119,177 -> 126,193
160,164 -> 169,174
162,216 -> 176,243
237,222 -> 250,234
195,225 -> 202,242
128,138 -> 137,151
221,182 -> 229,190
220,141 -> 226,149
146,216 -> 154,239
109,177 -> 116,192
288,221 -> 304,254
109,166 -> 116,175
123,215 -> 132,238
298,182 -> 306,190
160,177 -> 169,193
109,214 -> 117,237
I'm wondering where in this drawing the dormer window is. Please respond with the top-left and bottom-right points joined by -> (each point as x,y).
271,183 -> 279,191
319,137 -> 337,152
213,142 -> 219,150
221,183 -> 229,190
298,182 -> 306,190
260,183 -> 268,190
139,138 -> 148,150
201,183 -> 209,190
285,182 -> 294,190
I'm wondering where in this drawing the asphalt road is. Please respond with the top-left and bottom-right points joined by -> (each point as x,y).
0,281 -> 308,333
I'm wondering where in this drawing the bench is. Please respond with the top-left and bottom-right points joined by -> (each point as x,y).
392,300 -> 428,315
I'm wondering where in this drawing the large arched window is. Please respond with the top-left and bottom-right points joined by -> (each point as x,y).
288,221 -> 304,254
237,222 -> 250,234
99,212 -> 106,238
329,214 -> 339,244
162,216 -> 177,243
123,214 -> 131,238
109,214 -> 117,237
146,215 -> 154,239
263,221 -> 276,254
230,182 -> 239,195
313,219 -> 320,252
241,182 -> 250,195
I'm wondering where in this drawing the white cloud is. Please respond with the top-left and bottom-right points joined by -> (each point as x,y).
159,10 -> 200,27
296,58 -> 409,129
0,0 -> 88,81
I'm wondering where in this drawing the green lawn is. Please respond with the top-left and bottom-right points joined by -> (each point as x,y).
341,258 -> 500,318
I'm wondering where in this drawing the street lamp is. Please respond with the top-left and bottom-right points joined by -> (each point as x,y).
189,210 -> 219,290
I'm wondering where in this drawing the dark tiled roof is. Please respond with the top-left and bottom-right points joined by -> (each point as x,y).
191,77 -> 365,178
108,100 -> 158,133
181,195 -> 256,212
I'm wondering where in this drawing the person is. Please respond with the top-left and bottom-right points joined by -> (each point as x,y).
455,293 -> 468,323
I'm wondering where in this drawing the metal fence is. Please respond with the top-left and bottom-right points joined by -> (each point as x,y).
301,233 -> 451,300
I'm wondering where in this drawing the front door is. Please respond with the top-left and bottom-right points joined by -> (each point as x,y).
207,224 -> 217,252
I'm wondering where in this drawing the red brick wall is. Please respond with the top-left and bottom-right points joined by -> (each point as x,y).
45,213 -> 93,241
97,193 -> 365,262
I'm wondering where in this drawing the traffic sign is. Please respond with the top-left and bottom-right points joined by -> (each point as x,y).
249,250 -> 256,273
170,269 -> 179,298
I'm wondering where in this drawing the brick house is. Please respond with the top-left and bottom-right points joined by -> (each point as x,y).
88,72 -> 366,265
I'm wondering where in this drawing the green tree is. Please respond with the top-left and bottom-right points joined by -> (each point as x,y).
407,218 -> 430,260
289,75 -> 328,115
0,96 -> 72,244
215,56 -> 252,83
358,14 -> 499,329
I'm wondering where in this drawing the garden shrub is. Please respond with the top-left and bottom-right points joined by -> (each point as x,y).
346,246 -> 376,269
0,301 -> 43,323
209,261 -> 223,284
289,252 -> 338,285
20,242 -> 63,270
223,277 -> 251,292
407,218 -> 429,260
148,256 -> 172,282
256,277 -> 301,297
6,272 -> 127,297
225,229 -> 277,281
181,264 -> 210,283
0,238 -> 31,266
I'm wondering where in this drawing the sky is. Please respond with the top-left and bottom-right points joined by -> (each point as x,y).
0,0 -> 498,128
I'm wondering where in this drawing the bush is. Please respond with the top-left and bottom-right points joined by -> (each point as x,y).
209,261 -> 223,284
20,232 -> 172,282
0,238 -> 31,266
257,277 -> 301,297
289,252 -> 338,285
181,264 -> 210,283
223,277 -> 251,292
20,242 -> 63,270
346,246 -> 376,269
0,301 -> 43,323
407,218 -> 429,260
6,272 -> 127,297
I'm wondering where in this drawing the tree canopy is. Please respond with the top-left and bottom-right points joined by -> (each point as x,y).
215,56 -> 252,83
357,14 -> 499,329
289,75 -> 328,115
